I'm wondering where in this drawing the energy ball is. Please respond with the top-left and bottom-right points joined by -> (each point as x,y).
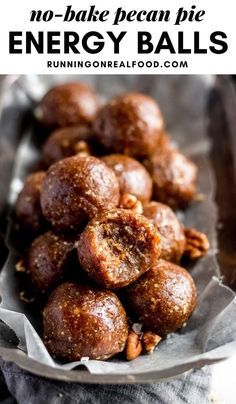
43,283 -> 128,361
125,260 -> 197,336
144,149 -> 198,209
78,209 -> 161,289
28,231 -> 76,293
93,92 -> 164,158
143,201 -> 185,263
41,155 -> 120,232
101,154 -> 153,204
42,125 -> 93,166
15,171 -> 46,233
36,82 -> 100,128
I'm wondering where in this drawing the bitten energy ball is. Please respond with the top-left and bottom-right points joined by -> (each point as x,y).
102,154 -> 153,204
15,171 -> 46,233
28,231 -> 76,293
93,92 -> 164,158
78,209 -> 161,289
43,125 -> 92,166
125,260 -> 197,336
43,283 -> 128,361
143,201 -> 185,263
145,149 -> 198,208
36,82 -> 100,128
41,155 -> 120,232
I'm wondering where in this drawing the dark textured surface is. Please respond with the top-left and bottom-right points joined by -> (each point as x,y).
143,202 -> 185,263
15,171 -> 46,233
38,82 -> 100,128
101,154 -> 153,204
125,260 -> 196,336
207,78 -> 236,288
41,155 -> 120,232
93,92 -> 164,158
42,126 -> 93,167
28,231 -> 76,293
77,209 -> 161,289
44,283 -> 128,361
144,149 -> 198,209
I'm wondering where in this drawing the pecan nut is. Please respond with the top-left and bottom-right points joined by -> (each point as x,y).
119,193 -> 143,214
184,227 -> 210,260
142,331 -> 162,354
125,330 -> 142,361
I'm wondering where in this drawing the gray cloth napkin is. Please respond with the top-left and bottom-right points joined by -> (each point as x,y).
0,360 -> 211,404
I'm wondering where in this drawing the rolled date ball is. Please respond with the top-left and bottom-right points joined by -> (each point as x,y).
93,92 -> 164,158
15,171 -> 46,232
101,154 -> 153,204
145,150 -> 198,209
78,209 -> 161,289
28,231 -> 76,293
43,125 -> 92,166
125,260 -> 197,336
41,156 -> 120,232
36,82 -> 100,128
143,201 -> 185,263
43,283 -> 128,361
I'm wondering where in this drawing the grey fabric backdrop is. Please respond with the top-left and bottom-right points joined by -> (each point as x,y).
0,360 -> 211,404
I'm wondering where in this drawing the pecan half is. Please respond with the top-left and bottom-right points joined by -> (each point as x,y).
184,227 -> 210,260
142,331 -> 162,354
119,193 -> 143,214
125,330 -> 142,361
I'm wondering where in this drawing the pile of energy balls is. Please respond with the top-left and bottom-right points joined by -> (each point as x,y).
14,82 -> 209,362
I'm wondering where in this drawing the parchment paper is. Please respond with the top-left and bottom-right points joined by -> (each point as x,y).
0,75 -> 236,381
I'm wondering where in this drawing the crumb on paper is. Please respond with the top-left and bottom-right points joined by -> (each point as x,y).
80,357 -> 90,362
19,291 -> 36,303
15,259 -> 26,273
132,323 -> 143,335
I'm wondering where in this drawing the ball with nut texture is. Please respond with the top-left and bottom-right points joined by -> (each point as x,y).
78,209 -> 161,289
27,231 -> 76,293
102,154 -> 153,204
125,260 -> 197,336
43,283 -> 128,361
36,82 -> 100,128
93,92 -> 165,158
40,155 -> 120,232
42,125 -> 93,167
143,201 -> 186,263
15,171 -> 46,233
144,149 -> 198,209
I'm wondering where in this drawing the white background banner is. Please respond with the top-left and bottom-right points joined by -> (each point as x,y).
0,0 -> 235,74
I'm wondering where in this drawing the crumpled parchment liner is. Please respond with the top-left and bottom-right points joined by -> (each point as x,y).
0,75 -> 236,379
